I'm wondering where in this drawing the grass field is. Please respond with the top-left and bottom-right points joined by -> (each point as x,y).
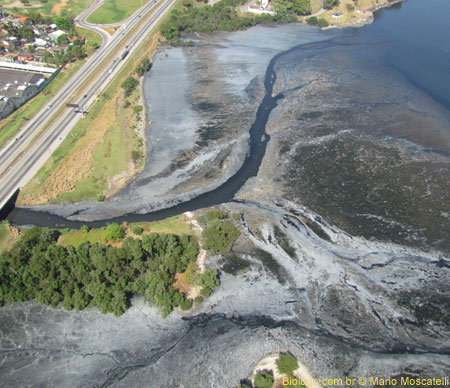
130,216 -> 195,236
87,0 -> 145,24
3,0 -> 95,17
75,26 -> 103,54
58,215 -> 194,247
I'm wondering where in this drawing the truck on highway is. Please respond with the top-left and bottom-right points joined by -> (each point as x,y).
120,49 -> 129,60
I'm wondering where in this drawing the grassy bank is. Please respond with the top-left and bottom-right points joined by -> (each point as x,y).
58,215 -> 194,247
87,0 -> 145,24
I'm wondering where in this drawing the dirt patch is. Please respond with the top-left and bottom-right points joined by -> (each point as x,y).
52,0 -> 68,16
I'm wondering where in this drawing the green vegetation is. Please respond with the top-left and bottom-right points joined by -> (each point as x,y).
273,225 -> 297,260
276,352 -> 299,375
132,226 -> 144,235
0,227 -> 199,317
254,370 -> 274,388
0,223 -> 18,254
346,3 -> 355,11
307,16 -> 329,26
323,0 -> 339,9
161,0 -> 297,45
121,77 -> 139,97
87,0 -> 145,24
75,26 -> 102,55
136,57 -> 152,77
202,210 -> 240,255
105,223 -> 124,241
197,268 -> 219,297
3,0 -> 95,19
129,216 -> 194,236
272,0 -> 312,15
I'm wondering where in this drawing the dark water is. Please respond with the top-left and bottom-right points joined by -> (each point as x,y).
6,0 -> 450,228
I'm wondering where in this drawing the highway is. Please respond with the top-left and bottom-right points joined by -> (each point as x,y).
0,0 -> 176,212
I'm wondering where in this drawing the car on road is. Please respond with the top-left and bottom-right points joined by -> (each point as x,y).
47,104 -> 53,110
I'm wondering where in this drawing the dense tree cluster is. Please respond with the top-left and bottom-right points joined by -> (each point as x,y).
0,227 -> 199,317
272,0 -> 312,15
202,210 -> 240,255
323,0 -> 340,9
4,22 -> 35,42
161,0 -> 297,45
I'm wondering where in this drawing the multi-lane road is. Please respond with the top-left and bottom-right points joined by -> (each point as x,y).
0,0 -> 176,212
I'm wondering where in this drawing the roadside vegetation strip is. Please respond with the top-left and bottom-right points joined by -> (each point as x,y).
86,0 -> 147,24
17,32 -> 161,205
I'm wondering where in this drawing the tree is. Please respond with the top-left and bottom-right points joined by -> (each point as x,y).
57,33 -> 69,45
272,0 -> 311,15
254,370 -> 274,388
21,27 -> 35,42
323,0 -> 339,9
202,220 -> 240,254
105,223 -> 124,242
121,77 -> 139,97
55,16 -> 74,31
276,352 -> 299,375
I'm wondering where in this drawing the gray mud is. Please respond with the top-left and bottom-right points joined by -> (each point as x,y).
24,24 -> 330,221
1,204 -> 449,387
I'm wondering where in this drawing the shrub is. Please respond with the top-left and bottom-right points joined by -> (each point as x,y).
346,3 -> 355,11
180,298 -> 193,311
307,16 -> 318,25
232,213 -> 241,221
132,226 -> 144,235
317,18 -> 329,27
124,100 -> 130,108
131,150 -> 141,163
276,352 -> 299,375
133,105 -> 143,114
254,370 -> 274,388
206,209 -> 226,222
200,287 -> 211,297
202,220 -> 240,255
80,225 -> 89,233
96,194 -> 105,202
194,296 -> 203,304
105,223 -> 124,241
121,77 -> 139,97
323,0 -> 339,9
